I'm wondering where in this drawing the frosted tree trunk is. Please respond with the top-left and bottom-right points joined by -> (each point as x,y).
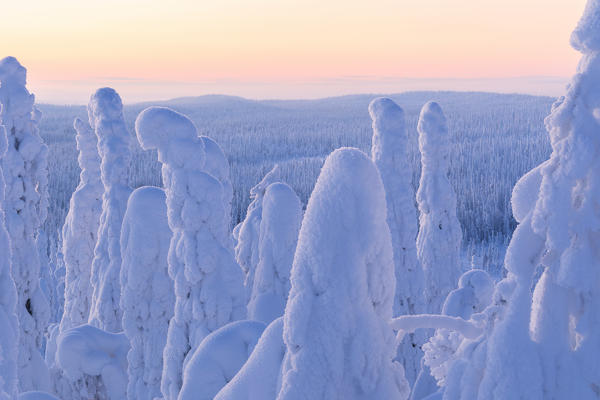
277,148 -> 409,400
120,186 -> 173,400
235,165 -> 281,301
248,182 -> 302,324
0,125 -> 18,400
369,97 -> 426,386
88,88 -> 132,333
60,117 -> 102,331
0,56 -> 51,392
416,101 -> 462,314
135,106 -> 245,400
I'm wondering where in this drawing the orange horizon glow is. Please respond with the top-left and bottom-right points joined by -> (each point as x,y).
1,0 -> 587,103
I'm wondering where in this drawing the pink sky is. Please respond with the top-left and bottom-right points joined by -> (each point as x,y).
1,0 -> 587,103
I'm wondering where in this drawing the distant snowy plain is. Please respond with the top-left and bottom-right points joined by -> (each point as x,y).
39,91 -> 554,276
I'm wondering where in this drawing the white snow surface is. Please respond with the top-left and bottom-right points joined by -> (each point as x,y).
0,56 -> 51,393
135,106 -> 245,400
248,182 -> 302,324
56,324 -> 129,400
201,135 -> 234,227
60,117 -> 102,331
215,317 -> 286,400
416,101 -> 463,314
179,320 -> 266,400
88,87 -> 132,333
0,125 -> 18,400
235,164 -> 281,301
277,147 -> 410,400
120,186 -> 173,400
370,96 -> 426,386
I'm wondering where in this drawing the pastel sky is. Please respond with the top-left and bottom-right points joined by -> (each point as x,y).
1,0 -> 587,103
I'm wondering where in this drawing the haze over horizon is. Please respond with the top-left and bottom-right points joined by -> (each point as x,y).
3,0 -> 585,104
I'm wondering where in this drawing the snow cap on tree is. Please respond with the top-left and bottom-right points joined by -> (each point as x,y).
278,147 -> 409,400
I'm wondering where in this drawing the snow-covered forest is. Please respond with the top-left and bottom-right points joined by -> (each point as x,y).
1,1 -> 600,399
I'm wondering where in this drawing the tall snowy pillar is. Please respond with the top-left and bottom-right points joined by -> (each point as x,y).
0,56 -> 51,392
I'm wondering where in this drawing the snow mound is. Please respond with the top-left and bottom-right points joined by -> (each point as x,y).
56,324 -> 129,400
179,320 -> 266,400
215,317 -> 286,400
571,0 -> 600,52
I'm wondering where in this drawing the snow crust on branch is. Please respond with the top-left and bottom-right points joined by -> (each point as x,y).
248,182 -> 302,324
120,186 -> 173,400
135,106 -> 245,400
88,87 -> 132,333
278,147 -> 409,400
416,101 -> 462,314
0,56 -> 51,392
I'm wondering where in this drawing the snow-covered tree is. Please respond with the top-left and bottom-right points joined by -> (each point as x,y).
88,88 -> 132,333
201,136 -> 234,226
234,165 -> 281,299
60,117 -> 102,331
0,125 -> 18,400
278,147 -> 410,400
473,2 -> 600,398
135,106 -> 245,400
0,56 -> 51,392
248,182 -> 302,324
370,96 -> 426,386
416,101 -> 462,314
120,186 -> 173,400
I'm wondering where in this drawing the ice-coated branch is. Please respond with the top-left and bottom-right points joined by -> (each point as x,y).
392,314 -> 483,340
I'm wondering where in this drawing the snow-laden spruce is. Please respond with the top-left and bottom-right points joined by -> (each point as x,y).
56,324 -> 129,400
416,101 -> 462,314
60,118 -> 102,331
120,187 -> 173,400
201,136 -> 234,226
0,56 -> 51,392
179,320 -> 266,400
463,2 -> 600,398
370,97 -> 425,387
88,88 -> 132,333
278,148 -> 410,400
248,182 -> 302,324
0,125 -> 18,400
234,164 -> 281,299
135,106 -> 245,400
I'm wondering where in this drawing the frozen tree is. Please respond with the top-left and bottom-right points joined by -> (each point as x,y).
0,56 -> 51,392
235,164 -> 281,299
0,125 -> 18,400
248,182 -> 302,324
135,106 -> 245,400
120,186 -> 173,400
278,148 -> 410,400
370,97 -> 426,386
88,88 -> 132,333
60,117 -> 102,331
416,101 -> 462,314
179,320 -> 266,400
201,136 -> 234,226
